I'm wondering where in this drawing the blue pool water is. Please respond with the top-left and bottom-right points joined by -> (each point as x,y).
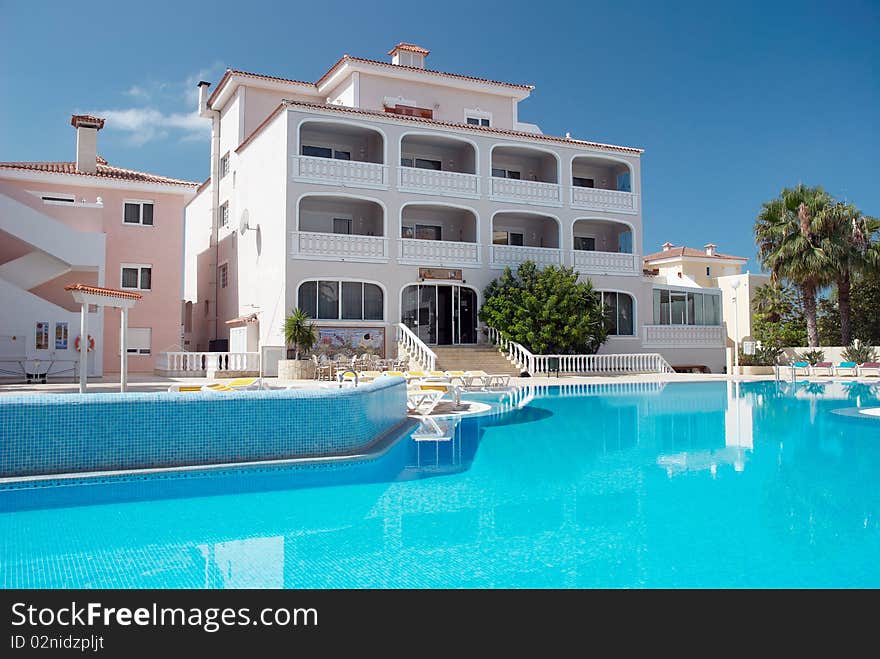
2,380 -> 879,588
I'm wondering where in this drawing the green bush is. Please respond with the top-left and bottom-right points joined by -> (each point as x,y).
479,261 -> 608,354
797,348 -> 825,365
738,345 -> 784,366
841,340 -> 877,364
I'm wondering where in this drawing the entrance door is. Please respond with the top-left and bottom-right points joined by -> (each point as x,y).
401,284 -> 478,345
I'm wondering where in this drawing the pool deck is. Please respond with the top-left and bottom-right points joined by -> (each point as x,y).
1,371 -> 878,396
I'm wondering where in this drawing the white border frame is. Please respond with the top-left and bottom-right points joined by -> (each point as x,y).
294,277 -> 388,324
122,199 -> 155,227
120,262 -> 153,291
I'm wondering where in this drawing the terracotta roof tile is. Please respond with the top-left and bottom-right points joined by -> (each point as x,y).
71,114 -> 105,129
206,69 -> 317,107
643,247 -> 748,262
236,99 -> 642,156
0,157 -> 199,186
64,283 -> 143,300
388,42 -> 430,56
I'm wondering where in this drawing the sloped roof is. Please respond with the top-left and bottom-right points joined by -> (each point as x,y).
0,157 -> 199,186
643,246 -> 748,262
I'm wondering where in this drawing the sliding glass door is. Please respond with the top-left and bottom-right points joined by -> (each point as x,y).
401,285 -> 477,345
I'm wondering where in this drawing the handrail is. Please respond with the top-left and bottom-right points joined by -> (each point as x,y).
396,323 -> 437,371
487,326 -> 675,376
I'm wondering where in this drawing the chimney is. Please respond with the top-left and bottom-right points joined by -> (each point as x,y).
662,241 -> 674,252
705,243 -> 717,257
388,42 -> 429,69
197,81 -> 211,117
71,115 -> 105,174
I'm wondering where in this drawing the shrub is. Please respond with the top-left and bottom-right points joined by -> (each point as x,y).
283,308 -> 318,359
739,345 -> 784,366
797,348 -> 825,365
841,340 -> 877,364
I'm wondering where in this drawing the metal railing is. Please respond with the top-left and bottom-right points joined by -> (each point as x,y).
396,323 -> 437,371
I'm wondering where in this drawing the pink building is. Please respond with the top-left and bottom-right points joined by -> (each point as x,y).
0,115 -> 198,377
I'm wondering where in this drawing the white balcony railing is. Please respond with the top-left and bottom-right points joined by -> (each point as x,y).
290,231 -> 389,262
396,322 -> 437,371
398,238 -> 480,266
490,244 -> 562,269
490,177 -> 562,206
571,250 -> 639,275
570,187 -> 639,214
292,155 -> 388,188
642,325 -> 726,347
398,168 -> 480,198
157,352 -> 260,374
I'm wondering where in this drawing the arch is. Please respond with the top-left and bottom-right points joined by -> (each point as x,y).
296,117 -> 388,164
595,288 -> 638,337
490,142 -> 561,183
568,152 -> 636,190
398,200 -> 480,243
398,281 -> 482,345
295,277 -> 389,323
295,191 -> 388,236
490,208 -> 562,248
572,216 -> 637,254
398,130 -> 481,175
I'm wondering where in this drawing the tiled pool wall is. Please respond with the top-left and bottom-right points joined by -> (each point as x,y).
0,378 -> 408,479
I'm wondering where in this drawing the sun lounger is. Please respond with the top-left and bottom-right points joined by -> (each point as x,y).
382,370 -> 407,378
411,377 -> 462,407
411,415 -> 457,441
167,384 -> 205,392
836,361 -> 858,377
812,361 -> 834,376
790,361 -> 811,376
406,388 -> 445,416
860,362 -> 880,377
404,370 -> 428,382
357,370 -> 382,382
443,370 -> 467,385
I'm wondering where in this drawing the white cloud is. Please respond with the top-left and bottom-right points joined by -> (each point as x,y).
89,63 -> 225,146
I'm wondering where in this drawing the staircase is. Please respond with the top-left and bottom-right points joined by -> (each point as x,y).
432,345 -> 523,376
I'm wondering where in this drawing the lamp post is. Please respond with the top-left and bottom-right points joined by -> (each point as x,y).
730,279 -> 741,378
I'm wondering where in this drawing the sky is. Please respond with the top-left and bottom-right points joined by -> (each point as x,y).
1,0 -> 876,270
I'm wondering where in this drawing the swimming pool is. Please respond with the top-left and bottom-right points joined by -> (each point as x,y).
2,380 -> 879,588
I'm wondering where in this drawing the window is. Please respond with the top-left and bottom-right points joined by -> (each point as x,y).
219,201 -> 229,227
573,236 -> 596,251
572,177 -> 595,188
220,152 -> 230,178
492,168 -> 521,179
617,171 -> 631,192
297,280 -> 384,321
35,321 -> 49,350
401,157 -> 414,168
415,224 -> 442,241
126,328 -> 151,355
400,157 -> 441,170
41,194 -> 75,205
464,109 -> 492,126
600,292 -> 635,336
652,288 -> 721,326
493,231 -> 523,246
332,218 -> 352,235
123,200 -> 154,226
301,145 -> 351,160
706,266 -> 711,276
55,322 -> 68,350
466,117 -> 490,127
121,264 -> 152,290
219,263 -> 228,289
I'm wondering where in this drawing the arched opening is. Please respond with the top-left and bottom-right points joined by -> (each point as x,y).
298,121 -> 385,164
599,291 -> 636,336
572,218 -> 633,254
401,284 -> 478,345
491,145 -> 558,183
401,203 -> 477,243
297,195 -> 384,237
490,211 -> 561,268
570,155 -> 632,192
399,134 -> 477,174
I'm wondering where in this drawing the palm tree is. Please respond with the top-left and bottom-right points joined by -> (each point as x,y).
754,184 -> 834,347
283,308 -> 317,360
818,203 -> 879,344
751,280 -> 796,324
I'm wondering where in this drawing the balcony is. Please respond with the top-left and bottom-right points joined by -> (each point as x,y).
293,121 -> 387,189
398,203 -> 479,267
491,244 -> 562,268
571,218 -> 638,275
642,325 -> 725,347
490,145 -> 561,206
398,134 -> 479,198
399,239 -> 480,266
572,250 -> 639,275
491,211 -> 561,268
570,155 -> 638,214
293,195 -> 387,262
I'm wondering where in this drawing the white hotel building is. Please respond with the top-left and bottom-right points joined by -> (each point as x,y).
183,43 -> 726,373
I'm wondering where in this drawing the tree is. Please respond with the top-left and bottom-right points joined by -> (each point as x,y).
283,308 -> 317,359
751,282 -> 807,348
752,280 -> 796,324
818,203 -> 879,344
754,184 -> 834,347
479,261 -> 608,354
819,268 -> 880,345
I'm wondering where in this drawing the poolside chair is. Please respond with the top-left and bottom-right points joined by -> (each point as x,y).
410,376 -> 462,408
201,377 -> 263,393
406,388 -> 446,416
789,361 -> 811,377
429,370 -> 447,378
357,370 -> 382,382
382,370 -> 407,378
404,370 -> 429,382
836,361 -> 858,377
167,383 -> 206,392
411,415 -> 457,441
812,361 -> 834,376
860,362 -> 880,377
443,370 -> 468,385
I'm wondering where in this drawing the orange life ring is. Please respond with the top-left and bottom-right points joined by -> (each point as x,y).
75,334 -> 95,352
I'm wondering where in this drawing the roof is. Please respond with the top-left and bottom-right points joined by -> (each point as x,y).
643,246 -> 748,262
0,157 -> 200,187
237,99 -> 643,155
225,313 -> 259,325
206,69 -> 316,107
388,42 -> 430,56
71,114 -> 105,129
64,283 -> 143,300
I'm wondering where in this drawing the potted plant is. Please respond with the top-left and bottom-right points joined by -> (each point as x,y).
278,309 -> 318,380
738,345 -> 783,375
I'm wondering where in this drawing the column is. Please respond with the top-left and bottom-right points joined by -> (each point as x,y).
120,307 -> 128,393
79,302 -> 88,393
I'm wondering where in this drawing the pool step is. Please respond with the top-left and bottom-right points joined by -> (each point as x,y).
431,346 -> 523,376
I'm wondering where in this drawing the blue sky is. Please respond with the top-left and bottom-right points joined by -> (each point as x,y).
1,0 -> 876,269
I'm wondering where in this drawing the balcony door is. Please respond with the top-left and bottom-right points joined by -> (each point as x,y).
402,284 -> 477,345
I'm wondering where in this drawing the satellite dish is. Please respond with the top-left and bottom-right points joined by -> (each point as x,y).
239,209 -> 253,235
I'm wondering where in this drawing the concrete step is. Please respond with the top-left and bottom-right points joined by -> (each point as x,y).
431,345 -> 523,375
